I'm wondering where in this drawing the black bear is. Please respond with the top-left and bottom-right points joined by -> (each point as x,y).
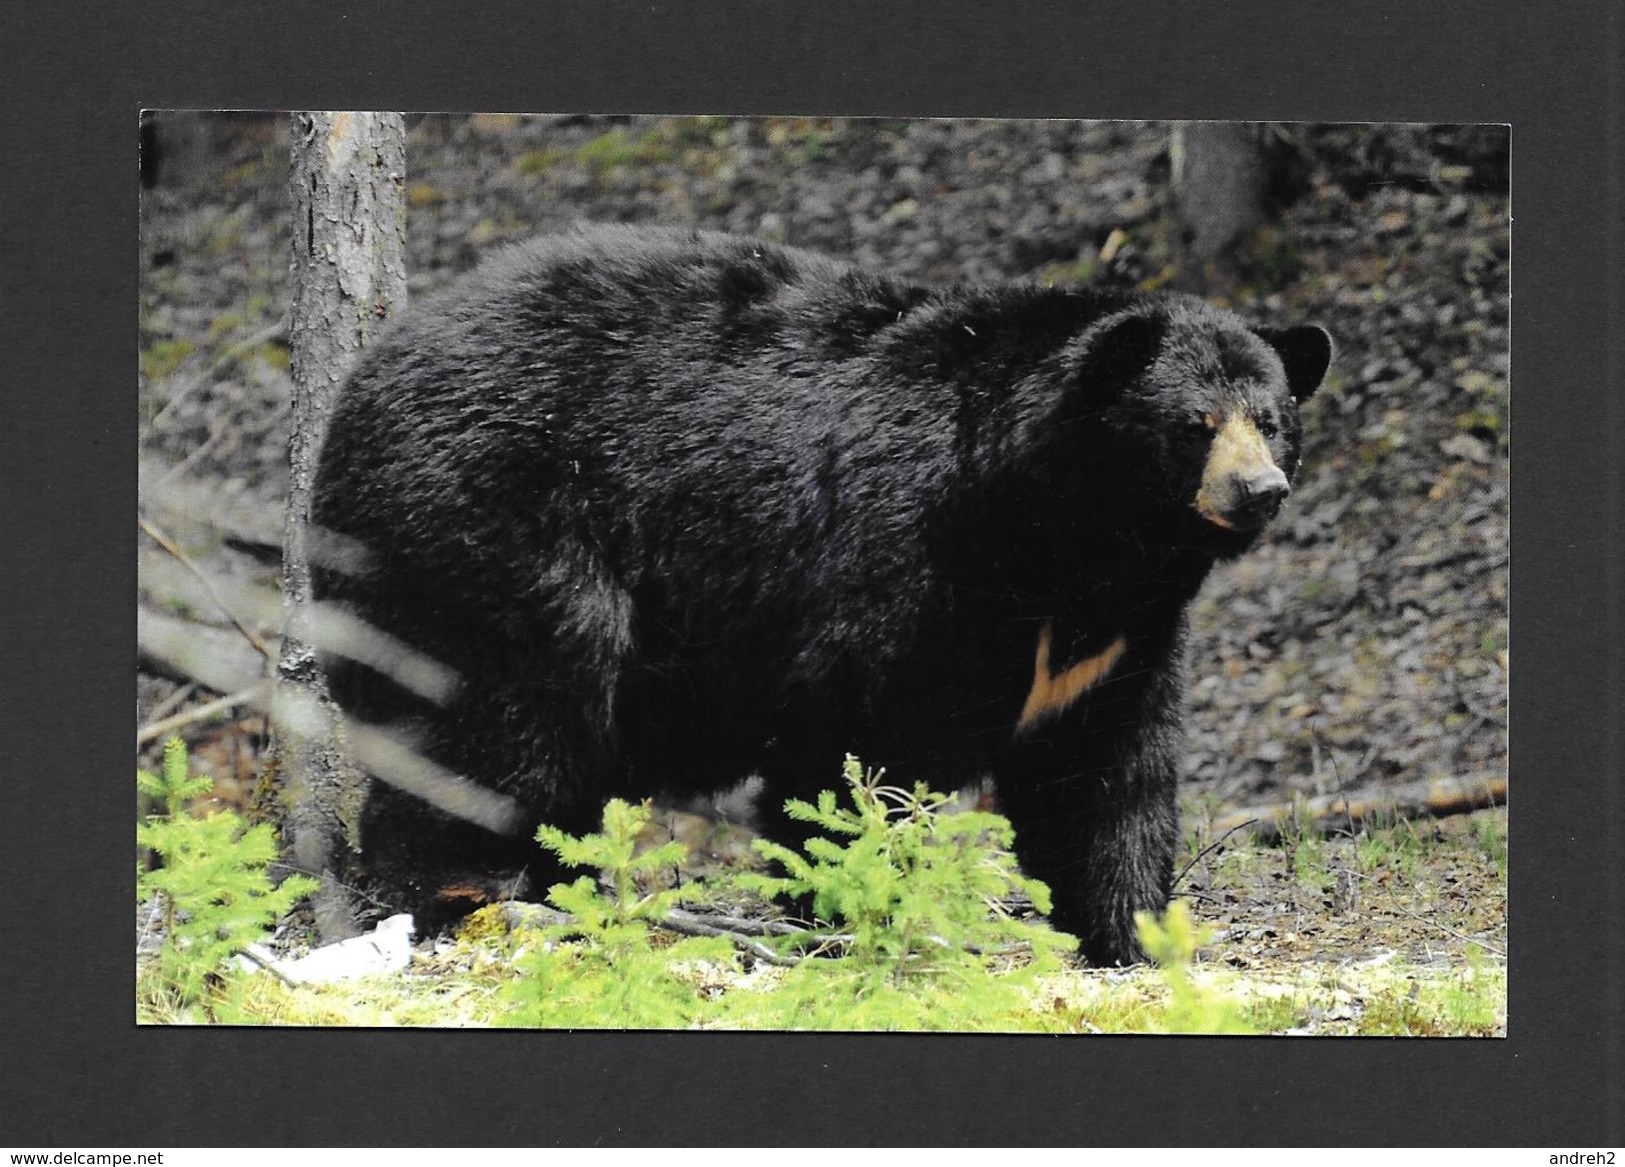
312,224 -> 1330,965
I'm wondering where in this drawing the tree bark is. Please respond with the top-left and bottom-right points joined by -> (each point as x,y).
272,112 -> 407,940
1170,122 -> 1271,295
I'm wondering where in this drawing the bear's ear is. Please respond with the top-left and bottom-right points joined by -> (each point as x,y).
1256,325 -> 1332,402
1074,306 -> 1167,391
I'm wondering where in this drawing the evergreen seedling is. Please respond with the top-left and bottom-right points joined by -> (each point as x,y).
501,799 -> 733,1029
726,756 -> 1076,1029
137,737 -> 317,1015
1133,900 -> 1253,1034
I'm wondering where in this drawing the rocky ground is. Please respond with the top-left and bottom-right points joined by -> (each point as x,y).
137,114 -> 1509,977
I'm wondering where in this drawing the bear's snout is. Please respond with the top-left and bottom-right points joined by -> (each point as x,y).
1192,415 -> 1290,532
1224,464 -> 1290,529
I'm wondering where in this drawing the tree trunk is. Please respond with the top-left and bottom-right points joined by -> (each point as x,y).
272,112 -> 407,941
1170,122 -> 1271,295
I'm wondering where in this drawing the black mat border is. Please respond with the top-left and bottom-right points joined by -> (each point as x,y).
3,0 -> 1619,1149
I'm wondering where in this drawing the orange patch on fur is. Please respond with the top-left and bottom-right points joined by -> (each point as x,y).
433,883 -> 494,908
1017,624 -> 1127,732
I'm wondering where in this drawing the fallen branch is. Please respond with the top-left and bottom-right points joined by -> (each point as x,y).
659,911 -> 804,967
139,517 -> 273,660
139,606 -> 268,696
137,682 -> 271,747
663,907 -> 810,939
1207,773 -> 1506,844
143,681 -> 198,726
488,900 -> 842,967
238,942 -> 305,987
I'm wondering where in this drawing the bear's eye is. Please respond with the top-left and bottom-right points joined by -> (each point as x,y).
1256,414 -> 1279,439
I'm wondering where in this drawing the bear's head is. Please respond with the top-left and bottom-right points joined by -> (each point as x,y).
1050,298 -> 1331,557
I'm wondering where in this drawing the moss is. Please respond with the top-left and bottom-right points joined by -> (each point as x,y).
1453,403 -> 1505,440
516,120 -> 732,185
406,182 -> 446,208
224,157 -> 269,187
1135,265 -> 1178,293
253,341 -> 290,371
1359,982 -> 1443,1036
205,312 -> 247,342
578,127 -> 671,172
202,208 -> 250,258
515,148 -> 569,175
456,903 -> 520,944
1296,577 -> 1335,605
1039,256 -> 1098,286
140,338 -> 197,381
1353,960 -> 1505,1037
1239,225 -> 1306,290
666,115 -> 730,147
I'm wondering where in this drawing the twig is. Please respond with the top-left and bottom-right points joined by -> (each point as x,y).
663,907 -> 809,938
658,912 -> 804,967
238,942 -> 306,987
145,315 -> 290,433
1322,736 -> 1377,914
490,900 -> 846,966
137,682 -> 271,747
1174,818 -> 1259,891
1320,737 -> 1365,841
139,516 -> 273,660
150,418 -> 228,495
663,908 -> 859,958
1173,888 -> 1221,906
143,681 -> 198,726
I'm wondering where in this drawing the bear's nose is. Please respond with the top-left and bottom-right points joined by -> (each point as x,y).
1227,466 -> 1290,528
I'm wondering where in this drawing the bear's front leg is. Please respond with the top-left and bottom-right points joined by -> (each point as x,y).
995,647 -> 1185,966
997,736 -> 1179,965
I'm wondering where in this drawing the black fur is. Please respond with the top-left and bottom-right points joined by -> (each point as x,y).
312,225 -> 1330,965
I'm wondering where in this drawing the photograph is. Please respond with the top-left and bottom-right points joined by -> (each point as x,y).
136,112 -> 1509,1035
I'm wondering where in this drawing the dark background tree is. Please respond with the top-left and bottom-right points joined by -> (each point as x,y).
1170,122 -> 1310,295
